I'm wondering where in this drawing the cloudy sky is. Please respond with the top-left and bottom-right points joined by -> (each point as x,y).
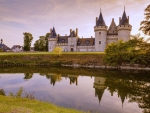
0,0 -> 149,47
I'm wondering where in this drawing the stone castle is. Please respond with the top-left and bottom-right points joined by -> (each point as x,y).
48,8 -> 132,52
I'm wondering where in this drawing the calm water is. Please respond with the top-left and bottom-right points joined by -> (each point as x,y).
0,67 -> 150,113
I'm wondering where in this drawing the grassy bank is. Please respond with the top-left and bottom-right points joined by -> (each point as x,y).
0,95 -> 83,113
0,52 -> 105,66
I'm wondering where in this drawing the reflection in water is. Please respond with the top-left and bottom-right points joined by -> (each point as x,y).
0,68 -> 150,113
24,73 -> 33,80
93,77 -> 106,105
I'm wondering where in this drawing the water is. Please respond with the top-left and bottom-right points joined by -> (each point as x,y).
0,67 -> 150,113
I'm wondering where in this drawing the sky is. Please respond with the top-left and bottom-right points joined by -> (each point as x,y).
0,0 -> 149,48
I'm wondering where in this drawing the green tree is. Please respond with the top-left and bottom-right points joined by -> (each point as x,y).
53,46 -> 63,57
34,40 -> 40,51
140,4 -> 150,36
23,32 -> 33,51
45,33 -> 50,51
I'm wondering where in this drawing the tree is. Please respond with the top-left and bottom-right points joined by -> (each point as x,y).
104,34 -> 150,66
33,32 -> 50,51
45,33 -> 50,51
140,4 -> 150,36
23,32 -> 33,51
53,46 -> 63,57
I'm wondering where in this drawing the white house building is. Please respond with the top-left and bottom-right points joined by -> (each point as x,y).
48,8 -> 132,52
11,45 -> 23,52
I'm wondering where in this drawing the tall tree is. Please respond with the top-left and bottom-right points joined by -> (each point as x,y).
45,33 -> 50,51
140,4 -> 150,36
23,32 -> 33,51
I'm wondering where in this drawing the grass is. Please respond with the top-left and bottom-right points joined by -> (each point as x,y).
0,95 -> 84,113
0,52 -> 104,55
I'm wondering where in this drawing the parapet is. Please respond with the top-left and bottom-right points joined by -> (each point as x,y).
117,25 -> 132,31
94,26 -> 108,31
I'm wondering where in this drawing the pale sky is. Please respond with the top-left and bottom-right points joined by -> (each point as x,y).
0,0 -> 149,48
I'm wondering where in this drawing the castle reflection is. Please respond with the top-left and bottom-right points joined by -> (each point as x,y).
21,72 -> 150,113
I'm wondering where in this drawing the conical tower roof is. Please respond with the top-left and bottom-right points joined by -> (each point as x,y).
50,27 -> 57,38
95,88 -> 105,105
96,9 -> 106,26
120,9 -> 129,25
108,18 -> 117,35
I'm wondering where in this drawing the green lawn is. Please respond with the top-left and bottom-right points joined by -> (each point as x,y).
0,52 -> 104,55
0,95 -> 84,113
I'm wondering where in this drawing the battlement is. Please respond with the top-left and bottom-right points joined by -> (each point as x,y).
94,26 -> 108,31
117,25 -> 132,31
48,38 -> 57,41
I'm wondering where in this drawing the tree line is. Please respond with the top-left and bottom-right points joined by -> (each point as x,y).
23,32 -> 50,51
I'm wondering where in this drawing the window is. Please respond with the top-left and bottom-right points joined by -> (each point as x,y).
99,32 -> 101,34
49,46 -> 51,49
99,41 -> 101,44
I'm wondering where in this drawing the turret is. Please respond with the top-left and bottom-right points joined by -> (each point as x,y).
48,27 -> 58,52
107,18 -> 118,46
94,9 -> 107,52
93,77 -> 106,104
68,29 -> 78,52
117,8 -> 132,42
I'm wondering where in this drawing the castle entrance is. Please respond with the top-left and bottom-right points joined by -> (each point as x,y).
71,48 -> 74,52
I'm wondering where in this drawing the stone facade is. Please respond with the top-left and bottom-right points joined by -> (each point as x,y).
48,8 -> 132,52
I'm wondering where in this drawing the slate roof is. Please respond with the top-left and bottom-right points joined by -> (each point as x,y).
11,45 -> 22,50
0,43 -> 11,51
57,36 -> 69,43
69,30 -> 77,37
107,19 -> 118,35
119,10 -> 129,25
96,10 -> 106,26
77,38 -> 95,46
50,27 -> 57,38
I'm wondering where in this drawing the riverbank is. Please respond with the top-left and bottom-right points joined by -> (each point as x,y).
1,52 -> 150,71
0,95 -> 83,113
0,52 -> 105,66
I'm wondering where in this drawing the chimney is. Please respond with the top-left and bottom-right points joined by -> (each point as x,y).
96,17 -> 98,25
65,34 -> 67,36
76,28 -> 78,37
70,29 -> 72,34
91,36 -> 93,38
58,34 -> 60,37
128,16 -> 129,23
112,18 -> 114,21
119,17 -> 121,25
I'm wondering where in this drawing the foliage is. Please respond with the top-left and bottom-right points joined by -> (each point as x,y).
23,32 -> 33,51
53,46 -> 63,57
0,48 -> 3,52
104,34 -> 150,67
34,33 -> 50,51
140,4 -> 150,36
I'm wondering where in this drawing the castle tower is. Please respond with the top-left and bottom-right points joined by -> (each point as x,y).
48,27 -> 57,52
94,9 -> 107,52
117,8 -> 132,42
107,18 -> 118,46
93,77 -> 106,104
68,29 -> 78,52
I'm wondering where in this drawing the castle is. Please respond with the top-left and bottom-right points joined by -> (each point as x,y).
48,8 -> 132,52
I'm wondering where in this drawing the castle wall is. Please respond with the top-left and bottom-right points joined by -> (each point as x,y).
48,39 -> 57,52
106,35 -> 118,46
77,46 -> 95,52
94,26 -> 107,52
56,43 -> 68,52
68,37 -> 77,52
117,25 -> 132,42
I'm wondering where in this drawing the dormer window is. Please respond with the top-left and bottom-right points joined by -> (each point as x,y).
99,32 -> 101,34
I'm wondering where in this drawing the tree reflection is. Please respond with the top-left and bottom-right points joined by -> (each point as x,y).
24,73 -> 33,80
